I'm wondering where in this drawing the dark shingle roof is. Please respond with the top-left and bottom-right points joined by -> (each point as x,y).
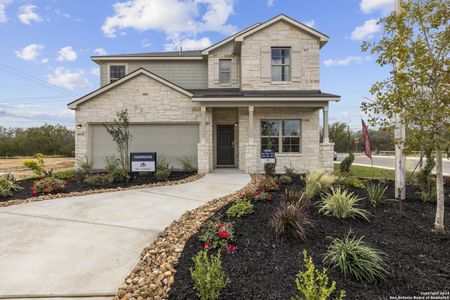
92,50 -> 202,58
189,89 -> 340,98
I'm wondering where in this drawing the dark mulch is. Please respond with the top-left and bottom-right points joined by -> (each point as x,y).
169,179 -> 450,300
0,171 -> 195,203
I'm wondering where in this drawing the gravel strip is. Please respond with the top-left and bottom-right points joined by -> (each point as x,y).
0,174 -> 204,208
114,175 -> 259,300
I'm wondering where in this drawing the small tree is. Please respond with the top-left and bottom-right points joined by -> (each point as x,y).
361,0 -> 449,232
104,109 -> 132,172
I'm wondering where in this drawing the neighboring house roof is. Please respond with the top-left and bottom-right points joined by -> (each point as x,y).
67,68 -> 193,109
190,89 -> 340,101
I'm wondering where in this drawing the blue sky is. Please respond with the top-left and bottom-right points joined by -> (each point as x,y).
0,0 -> 395,130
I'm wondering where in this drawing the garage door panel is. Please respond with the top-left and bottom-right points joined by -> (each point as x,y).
91,124 -> 199,170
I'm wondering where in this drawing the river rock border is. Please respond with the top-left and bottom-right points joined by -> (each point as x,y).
115,175 -> 259,300
0,174 -> 204,208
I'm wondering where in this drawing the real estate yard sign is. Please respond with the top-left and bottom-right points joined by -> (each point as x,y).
130,152 -> 156,172
261,149 -> 276,164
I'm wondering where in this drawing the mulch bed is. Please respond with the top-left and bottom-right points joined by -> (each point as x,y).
0,172 -> 200,207
169,178 -> 450,300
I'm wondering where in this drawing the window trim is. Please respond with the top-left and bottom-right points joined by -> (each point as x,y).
271,47 -> 291,82
218,59 -> 232,85
107,63 -> 128,83
261,119 -> 301,153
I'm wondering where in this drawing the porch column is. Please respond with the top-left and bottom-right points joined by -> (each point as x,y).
323,106 -> 329,143
245,105 -> 257,173
248,105 -> 254,143
201,105 -> 206,143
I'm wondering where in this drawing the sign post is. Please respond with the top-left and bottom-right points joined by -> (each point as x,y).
130,152 -> 157,182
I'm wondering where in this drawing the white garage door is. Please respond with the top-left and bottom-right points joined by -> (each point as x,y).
90,124 -> 199,170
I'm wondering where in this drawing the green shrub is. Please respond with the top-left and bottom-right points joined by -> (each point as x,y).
324,231 -> 389,282
284,166 -> 297,178
271,201 -> 313,241
190,251 -> 229,300
22,153 -> 52,177
104,154 -> 120,173
337,175 -> 365,189
226,199 -> 254,218
75,155 -> 92,180
32,177 -> 66,195
155,168 -> 171,182
416,150 -> 436,202
0,176 -> 20,198
365,182 -> 388,207
111,169 -> 127,182
53,170 -> 76,180
279,175 -> 293,185
292,250 -> 346,300
264,163 -> 276,177
84,174 -> 113,187
177,156 -> 196,173
319,187 -> 369,221
339,152 -> 354,174
199,221 -> 234,250
304,170 -> 336,199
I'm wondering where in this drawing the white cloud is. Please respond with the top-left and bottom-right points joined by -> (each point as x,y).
15,44 -> 44,61
165,37 -> 212,51
141,38 -> 151,48
93,47 -> 107,55
57,46 -> 77,61
303,20 -> 315,28
351,19 -> 380,41
41,58 -> 49,64
101,0 -> 236,47
54,8 -> 81,21
323,56 -> 371,67
18,4 -> 42,25
47,67 -> 90,89
360,0 -> 394,14
0,0 -> 14,23
90,68 -> 100,76
267,0 -> 274,7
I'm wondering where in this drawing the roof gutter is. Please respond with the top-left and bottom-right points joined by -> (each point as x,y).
192,96 -> 341,102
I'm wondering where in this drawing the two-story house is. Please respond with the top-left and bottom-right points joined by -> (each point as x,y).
68,14 -> 340,174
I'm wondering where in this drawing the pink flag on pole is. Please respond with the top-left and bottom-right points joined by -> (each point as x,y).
361,119 -> 372,159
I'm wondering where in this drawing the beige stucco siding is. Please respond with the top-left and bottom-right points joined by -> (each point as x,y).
75,74 -> 201,166
99,60 -> 208,89
240,20 -> 321,90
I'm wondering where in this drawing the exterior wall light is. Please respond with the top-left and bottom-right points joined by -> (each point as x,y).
77,124 -> 82,129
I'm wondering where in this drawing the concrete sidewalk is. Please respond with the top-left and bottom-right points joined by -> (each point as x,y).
0,170 -> 250,299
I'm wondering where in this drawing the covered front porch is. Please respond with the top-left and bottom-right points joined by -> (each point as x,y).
195,99 -> 335,174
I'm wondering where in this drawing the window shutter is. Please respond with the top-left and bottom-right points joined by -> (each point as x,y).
212,59 -> 219,85
260,48 -> 271,83
291,50 -> 302,82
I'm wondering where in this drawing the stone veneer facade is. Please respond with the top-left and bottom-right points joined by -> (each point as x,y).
73,17 -> 335,174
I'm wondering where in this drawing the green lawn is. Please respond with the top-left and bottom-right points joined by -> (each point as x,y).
334,163 -> 395,180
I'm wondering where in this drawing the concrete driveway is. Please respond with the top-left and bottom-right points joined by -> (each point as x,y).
0,170 -> 250,299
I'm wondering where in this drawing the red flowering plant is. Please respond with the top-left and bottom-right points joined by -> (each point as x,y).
32,177 -> 67,196
238,190 -> 254,201
252,188 -> 271,201
258,176 -> 280,192
199,221 -> 234,252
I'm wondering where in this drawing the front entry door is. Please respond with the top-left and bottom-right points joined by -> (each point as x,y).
217,125 -> 235,166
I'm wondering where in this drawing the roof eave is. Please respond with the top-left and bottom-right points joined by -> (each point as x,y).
192,96 -> 341,102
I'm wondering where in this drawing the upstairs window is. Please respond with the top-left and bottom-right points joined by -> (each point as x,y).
219,59 -> 231,84
271,48 -> 290,82
109,65 -> 126,83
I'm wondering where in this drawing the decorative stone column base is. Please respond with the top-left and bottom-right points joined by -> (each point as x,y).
320,143 -> 334,172
197,143 -> 211,174
245,142 -> 257,174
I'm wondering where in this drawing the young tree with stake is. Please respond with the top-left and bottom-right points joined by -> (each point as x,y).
361,0 -> 449,232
